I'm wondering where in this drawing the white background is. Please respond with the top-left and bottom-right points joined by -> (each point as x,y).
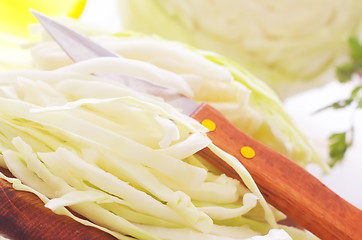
80,0 -> 362,210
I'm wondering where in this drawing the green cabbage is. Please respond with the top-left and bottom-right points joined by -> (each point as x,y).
118,0 -> 362,98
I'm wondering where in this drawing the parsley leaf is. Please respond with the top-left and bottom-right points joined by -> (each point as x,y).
328,129 -> 353,167
336,62 -> 358,83
336,37 -> 362,83
349,37 -> 362,62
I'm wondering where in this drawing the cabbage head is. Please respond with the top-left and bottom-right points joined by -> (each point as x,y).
119,0 -> 362,98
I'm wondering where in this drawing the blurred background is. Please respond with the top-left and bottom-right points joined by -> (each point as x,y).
0,0 -> 361,210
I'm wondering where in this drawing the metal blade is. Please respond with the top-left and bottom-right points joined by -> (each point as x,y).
30,9 -> 199,115
30,9 -> 119,62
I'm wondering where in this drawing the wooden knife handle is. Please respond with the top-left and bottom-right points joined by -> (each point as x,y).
191,103 -> 362,240
0,168 -> 116,240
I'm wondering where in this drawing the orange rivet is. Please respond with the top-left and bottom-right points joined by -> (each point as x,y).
241,146 -> 255,159
201,119 -> 216,131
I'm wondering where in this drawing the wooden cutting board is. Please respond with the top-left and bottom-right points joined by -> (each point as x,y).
0,167 -> 116,240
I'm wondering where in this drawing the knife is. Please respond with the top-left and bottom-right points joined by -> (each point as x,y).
25,10 -> 362,240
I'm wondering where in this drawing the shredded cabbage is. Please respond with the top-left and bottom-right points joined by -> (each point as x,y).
118,0 -> 362,98
0,18 -> 325,239
29,26 -> 328,170
0,60 -> 318,239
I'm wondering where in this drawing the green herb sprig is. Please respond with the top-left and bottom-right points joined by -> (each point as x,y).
317,37 -> 362,167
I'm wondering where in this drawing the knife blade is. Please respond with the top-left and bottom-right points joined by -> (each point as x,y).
29,10 -> 362,240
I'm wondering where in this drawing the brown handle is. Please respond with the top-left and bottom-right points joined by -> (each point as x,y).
0,168 -> 116,240
191,103 -> 362,240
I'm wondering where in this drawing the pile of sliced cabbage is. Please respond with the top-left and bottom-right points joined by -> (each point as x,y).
119,0 -> 362,98
0,23 -> 321,239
